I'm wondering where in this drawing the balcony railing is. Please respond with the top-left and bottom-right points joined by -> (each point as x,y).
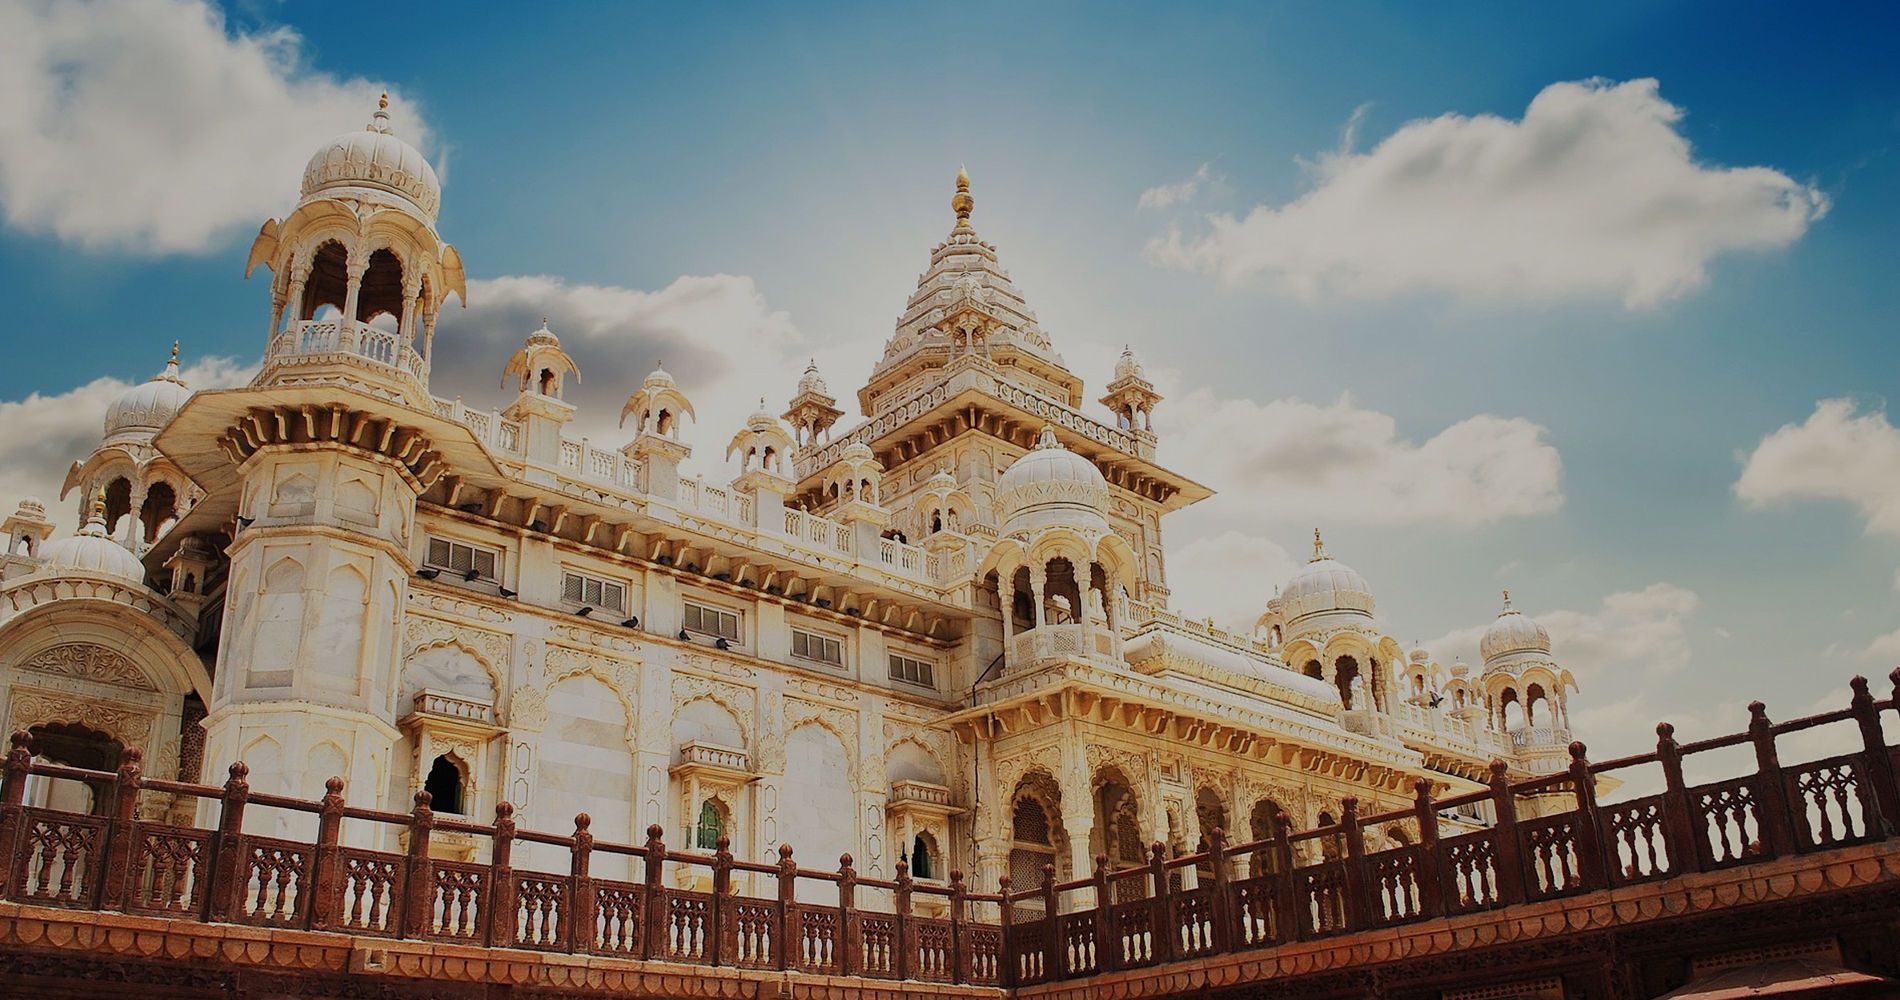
4,674 -> 1890,991
267,319 -> 428,384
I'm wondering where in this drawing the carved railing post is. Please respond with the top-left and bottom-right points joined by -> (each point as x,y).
568,814 -> 594,955
893,858 -> 913,981
1040,864 -> 1060,979
1206,827 -> 1234,954
206,762 -> 251,923
486,803 -> 516,947
948,869 -> 970,984
1655,722 -> 1701,874
0,732 -> 32,901
1748,702 -> 1795,857
836,853 -> 857,977
1091,853 -> 1116,973
1411,778 -> 1443,918
643,825 -> 668,961
1339,797 -> 1370,929
774,843 -> 796,970
400,790 -> 436,939
308,777 -> 346,931
1566,743 -> 1609,890
98,747 -> 143,910
1487,761 -> 1527,905
1850,677 -> 1900,836
996,873 -> 1016,987
1148,841 -> 1177,963
710,835 -> 733,966
1268,807 -> 1299,945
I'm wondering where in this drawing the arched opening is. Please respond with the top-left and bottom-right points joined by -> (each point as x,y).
1302,659 -> 1322,681
298,241 -> 349,321
695,798 -> 729,850
103,477 -> 132,534
538,367 -> 557,396
1195,787 -> 1228,879
909,832 -> 937,881
1525,683 -> 1548,728
139,480 -> 178,543
1334,655 -> 1361,709
1499,688 -> 1525,731
1009,566 -> 1035,632
1093,768 -> 1144,899
1009,773 -> 1063,914
356,248 -> 406,324
1249,800 -> 1282,875
1384,824 -> 1411,848
1042,557 -> 1083,626
25,723 -> 123,816
423,754 -> 465,815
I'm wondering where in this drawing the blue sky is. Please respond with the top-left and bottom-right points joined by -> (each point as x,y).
2,0 -> 1897,759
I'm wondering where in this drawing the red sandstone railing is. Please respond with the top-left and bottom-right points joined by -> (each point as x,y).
0,670 -> 1895,990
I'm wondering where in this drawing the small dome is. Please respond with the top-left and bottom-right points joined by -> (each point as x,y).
299,94 -> 441,221
104,344 -> 192,441
841,441 -> 876,462
1449,658 -> 1470,678
13,497 -> 47,519
997,426 -> 1108,533
1113,345 -> 1145,382
1408,647 -> 1430,665
39,499 -> 144,583
745,398 -> 787,434
796,359 -> 829,396
525,318 -> 560,348
1280,530 -> 1375,621
643,362 -> 676,387
1481,591 -> 1553,670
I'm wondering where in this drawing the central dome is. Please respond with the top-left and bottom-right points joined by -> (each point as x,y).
1280,531 -> 1375,622
300,95 -> 441,221
104,345 -> 192,442
997,425 -> 1108,534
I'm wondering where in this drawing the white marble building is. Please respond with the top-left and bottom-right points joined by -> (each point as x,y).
0,101 -> 1581,893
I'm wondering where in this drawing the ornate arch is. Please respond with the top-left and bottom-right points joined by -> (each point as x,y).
784,699 -> 858,785
543,645 -> 640,746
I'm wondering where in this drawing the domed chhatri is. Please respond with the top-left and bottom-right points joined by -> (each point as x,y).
1113,345 -> 1145,382
1481,590 -> 1553,670
38,493 -> 145,583
797,359 -> 829,397
300,93 -> 441,221
996,425 -> 1109,534
103,343 -> 192,442
1280,529 -> 1376,621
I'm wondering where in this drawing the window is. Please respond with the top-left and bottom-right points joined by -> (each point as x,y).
696,799 -> 726,850
423,755 -> 464,815
562,570 -> 626,613
683,601 -> 740,642
426,536 -> 498,581
791,628 -> 843,666
889,653 -> 936,688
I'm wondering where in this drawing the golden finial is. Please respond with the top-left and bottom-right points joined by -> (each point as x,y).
1312,528 -> 1326,560
91,488 -> 108,522
952,166 -> 974,228
1501,589 -> 1513,612
169,340 -> 179,364
378,91 -> 389,111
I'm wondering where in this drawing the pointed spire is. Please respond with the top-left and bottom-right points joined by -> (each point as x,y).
1311,528 -> 1327,561
1500,589 -> 1514,614
367,91 -> 393,134
154,341 -> 186,384
952,165 -> 974,228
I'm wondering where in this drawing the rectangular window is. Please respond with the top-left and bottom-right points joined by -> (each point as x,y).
426,536 -> 498,581
561,571 -> 626,613
791,628 -> 844,666
889,653 -> 936,688
683,601 -> 741,642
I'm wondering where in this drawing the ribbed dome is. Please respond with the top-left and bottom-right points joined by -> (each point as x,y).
997,426 -> 1108,533
39,502 -> 144,583
1280,531 -> 1375,621
796,360 -> 829,396
299,95 -> 441,221
104,345 -> 191,441
1113,346 -> 1144,381
1481,591 -> 1552,670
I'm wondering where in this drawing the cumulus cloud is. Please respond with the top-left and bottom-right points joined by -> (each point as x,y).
1147,78 -> 1826,308
1735,399 -> 1900,537
1164,531 -> 1300,631
1863,627 -> 1900,664
0,355 -> 254,529
1157,389 -> 1563,526
1138,164 -> 1214,210
0,0 -> 427,253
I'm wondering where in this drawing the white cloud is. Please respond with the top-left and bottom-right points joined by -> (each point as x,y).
1147,78 -> 1826,308
1165,531 -> 1300,631
1138,163 -> 1213,210
1863,627 -> 1900,664
1157,389 -> 1563,526
0,0 -> 428,253
1735,399 -> 1900,537
0,355 -> 254,530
